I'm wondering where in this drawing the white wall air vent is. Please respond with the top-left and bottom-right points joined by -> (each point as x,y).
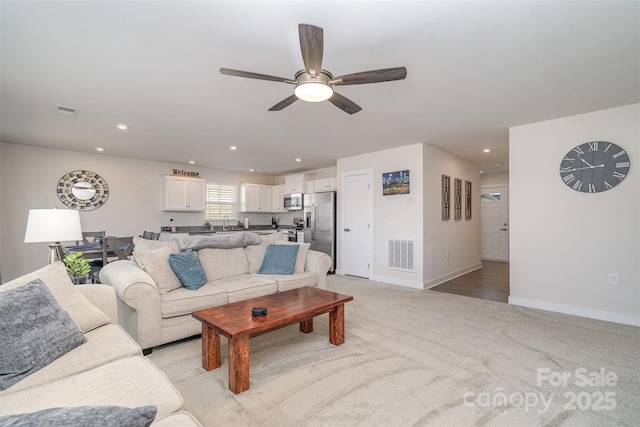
387,239 -> 415,272
56,105 -> 79,116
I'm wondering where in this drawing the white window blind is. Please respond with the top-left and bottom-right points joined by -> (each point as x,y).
205,183 -> 236,220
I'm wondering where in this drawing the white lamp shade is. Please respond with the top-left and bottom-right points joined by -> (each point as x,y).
24,209 -> 83,243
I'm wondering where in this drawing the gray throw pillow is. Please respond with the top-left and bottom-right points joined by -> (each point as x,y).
168,249 -> 207,290
0,405 -> 157,426
258,244 -> 299,275
0,279 -> 86,391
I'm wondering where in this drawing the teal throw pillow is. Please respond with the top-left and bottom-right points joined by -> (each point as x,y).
258,244 -> 299,275
168,250 -> 207,290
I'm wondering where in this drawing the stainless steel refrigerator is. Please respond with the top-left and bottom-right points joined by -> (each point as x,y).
303,191 -> 336,273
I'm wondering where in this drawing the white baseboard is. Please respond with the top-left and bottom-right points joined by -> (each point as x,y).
368,274 -> 424,289
423,263 -> 483,290
509,296 -> 640,327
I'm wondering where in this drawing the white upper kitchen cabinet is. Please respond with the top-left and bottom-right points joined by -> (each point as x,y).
241,183 -> 272,212
271,184 -> 285,212
283,173 -> 314,194
162,176 -> 206,211
311,177 -> 337,192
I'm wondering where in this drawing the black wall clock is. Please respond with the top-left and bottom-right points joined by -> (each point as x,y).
559,141 -> 630,193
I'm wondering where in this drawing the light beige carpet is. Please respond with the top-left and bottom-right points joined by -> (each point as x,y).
148,275 -> 640,426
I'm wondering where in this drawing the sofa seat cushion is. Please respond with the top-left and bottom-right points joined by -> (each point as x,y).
256,272 -> 318,292
210,274 -> 277,303
161,284 -> 227,318
0,356 -> 183,419
198,247 -> 249,281
152,411 -> 202,426
1,262 -> 110,333
1,324 -> 140,395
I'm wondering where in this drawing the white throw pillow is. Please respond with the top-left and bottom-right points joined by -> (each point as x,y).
134,246 -> 182,294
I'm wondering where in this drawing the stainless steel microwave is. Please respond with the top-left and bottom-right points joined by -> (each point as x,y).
283,193 -> 303,210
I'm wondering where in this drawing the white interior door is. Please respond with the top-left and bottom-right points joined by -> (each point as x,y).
480,185 -> 509,261
341,171 -> 372,278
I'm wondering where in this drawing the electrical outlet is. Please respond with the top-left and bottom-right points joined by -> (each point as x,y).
608,273 -> 619,286
387,222 -> 399,230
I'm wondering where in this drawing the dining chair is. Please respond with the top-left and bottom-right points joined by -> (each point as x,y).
77,230 -> 106,245
102,236 -> 135,264
74,231 -> 106,283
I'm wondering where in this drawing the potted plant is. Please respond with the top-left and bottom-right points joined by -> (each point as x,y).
63,251 -> 92,285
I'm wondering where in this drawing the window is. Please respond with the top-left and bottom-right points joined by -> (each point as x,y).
481,192 -> 501,203
205,183 -> 236,220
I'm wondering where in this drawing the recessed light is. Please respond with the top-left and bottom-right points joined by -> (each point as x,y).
295,158 -> 303,162
249,169 -> 254,172
116,124 -> 130,130
96,147 -> 105,152
229,145 -> 238,150
496,163 -> 501,167
189,161 -> 195,164
483,148 -> 491,153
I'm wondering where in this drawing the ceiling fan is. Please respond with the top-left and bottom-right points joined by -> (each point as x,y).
220,24 -> 407,114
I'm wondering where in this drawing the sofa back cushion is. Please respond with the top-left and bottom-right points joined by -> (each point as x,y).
1,262 -> 110,333
199,247 -> 249,281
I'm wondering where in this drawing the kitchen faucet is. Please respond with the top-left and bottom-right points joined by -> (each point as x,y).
222,215 -> 229,231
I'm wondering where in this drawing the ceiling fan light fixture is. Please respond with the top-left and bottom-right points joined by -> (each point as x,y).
295,82 -> 333,102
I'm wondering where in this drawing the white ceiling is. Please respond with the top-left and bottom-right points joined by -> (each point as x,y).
1,1 -> 638,176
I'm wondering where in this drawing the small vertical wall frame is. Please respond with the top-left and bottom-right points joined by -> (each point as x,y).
465,180 -> 472,220
442,175 -> 450,220
454,178 -> 462,220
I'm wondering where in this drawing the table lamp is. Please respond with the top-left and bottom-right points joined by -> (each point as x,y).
24,208 -> 83,264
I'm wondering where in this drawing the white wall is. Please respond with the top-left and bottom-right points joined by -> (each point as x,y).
481,172 -> 509,186
423,144 -> 482,288
0,143 -> 277,281
336,143 -> 481,289
509,103 -> 639,326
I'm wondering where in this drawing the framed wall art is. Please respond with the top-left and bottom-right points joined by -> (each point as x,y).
454,178 -> 462,220
57,170 -> 109,210
465,180 -> 472,220
442,174 -> 450,220
383,170 -> 410,195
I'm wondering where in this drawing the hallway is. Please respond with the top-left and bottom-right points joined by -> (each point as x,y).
431,261 -> 509,303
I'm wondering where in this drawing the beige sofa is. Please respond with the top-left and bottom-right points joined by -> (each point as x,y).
0,262 -> 201,426
99,231 -> 332,352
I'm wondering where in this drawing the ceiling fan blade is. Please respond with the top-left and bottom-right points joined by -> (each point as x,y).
299,24 -> 324,76
328,92 -> 362,115
268,94 -> 299,111
220,68 -> 294,84
332,67 -> 407,85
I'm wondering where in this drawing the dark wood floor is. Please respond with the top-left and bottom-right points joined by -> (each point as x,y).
431,261 -> 510,303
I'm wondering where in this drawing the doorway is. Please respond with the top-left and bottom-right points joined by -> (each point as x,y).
340,170 -> 372,278
480,185 -> 509,261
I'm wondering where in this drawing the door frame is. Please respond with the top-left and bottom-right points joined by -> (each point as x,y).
338,169 -> 373,277
480,183 -> 510,262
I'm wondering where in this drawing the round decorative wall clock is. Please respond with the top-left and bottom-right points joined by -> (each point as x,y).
57,170 -> 109,210
559,141 -> 630,193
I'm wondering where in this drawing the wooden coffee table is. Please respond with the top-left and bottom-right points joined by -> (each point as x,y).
192,286 -> 353,394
